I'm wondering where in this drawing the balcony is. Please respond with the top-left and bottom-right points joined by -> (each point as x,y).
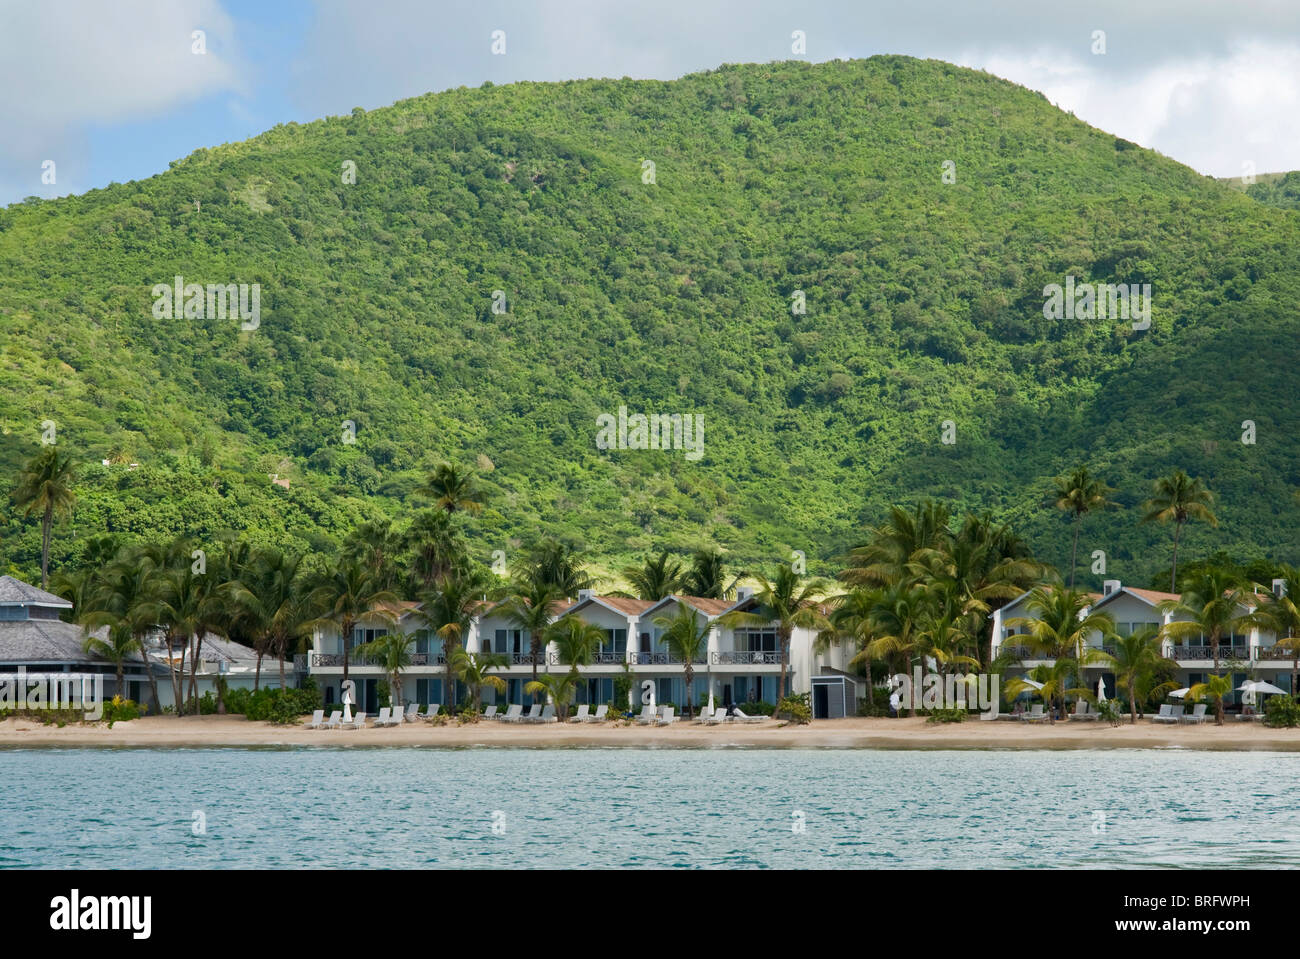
713,650 -> 780,665
305,653 -> 439,668
1254,646 -> 1297,662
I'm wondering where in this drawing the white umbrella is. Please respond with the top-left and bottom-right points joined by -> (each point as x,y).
1096,677 -> 1107,702
1019,677 -> 1044,690
1239,680 -> 1286,695
1169,687 -> 1190,699
647,682 -> 656,716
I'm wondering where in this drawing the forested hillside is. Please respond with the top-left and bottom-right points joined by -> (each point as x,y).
2,56 -> 1298,586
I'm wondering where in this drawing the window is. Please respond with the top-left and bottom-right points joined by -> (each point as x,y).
604,628 -> 627,655
736,629 -> 777,653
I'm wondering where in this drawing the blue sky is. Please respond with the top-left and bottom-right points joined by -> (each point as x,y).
3,0 -> 1298,207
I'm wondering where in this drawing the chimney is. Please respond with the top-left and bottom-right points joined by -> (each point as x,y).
1103,580 -> 1121,596
578,589 -> 595,603
736,586 -> 754,602
1274,579 -> 1287,598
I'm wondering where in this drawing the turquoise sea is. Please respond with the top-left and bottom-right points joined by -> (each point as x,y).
3,748 -> 1297,869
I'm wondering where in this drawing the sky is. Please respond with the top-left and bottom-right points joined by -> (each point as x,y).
2,0 -> 1298,207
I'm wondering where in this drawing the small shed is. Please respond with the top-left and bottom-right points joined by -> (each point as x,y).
811,674 -> 858,719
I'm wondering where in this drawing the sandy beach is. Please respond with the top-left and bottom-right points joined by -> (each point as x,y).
2,714 -> 1298,750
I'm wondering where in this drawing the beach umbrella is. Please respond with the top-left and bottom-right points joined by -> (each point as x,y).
1239,680 -> 1286,695
647,682 -> 656,716
1020,677 -> 1044,690
1097,677 -> 1107,702
1169,687 -> 1190,699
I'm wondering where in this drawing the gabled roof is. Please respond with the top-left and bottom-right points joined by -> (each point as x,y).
1092,586 -> 1180,611
567,595 -> 655,618
641,595 -> 734,619
1001,585 -> 1102,613
0,575 -> 72,609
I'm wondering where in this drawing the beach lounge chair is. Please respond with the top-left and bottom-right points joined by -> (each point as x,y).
1067,701 -> 1095,721
500,704 -> 524,723
341,711 -> 367,730
481,705 -> 498,720
732,707 -> 767,723
417,703 -> 438,720
692,705 -> 715,723
1021,704 -> 1046,723
657,706 -> 676,725
1154,704 -> 1184,723
569,704 -> 590,723
635,705 -> 657,725
1180,703 -> 1208,724
519,704 -> 543,723
404,704 -> 419,723
373,706 -> 392,727
320,711 -> 342,730
584,704 -> 608,723
305,709 -> 325,729
537,705 -> 557,723
704,708 -> 729,724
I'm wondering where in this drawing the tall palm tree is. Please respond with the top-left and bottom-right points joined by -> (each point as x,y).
718,565 -> 829,701
80,623 -> 142,701
527,539 -> 594,596
501,576 -> 564,685
96,549 -> 165,713
233,548 -> 311,690
1188,673 -> 1233,726
451,648 -> 508,713
419,565 -> 494,710
11,446 -> 76,588
343,519 -> 403,590
1161,567 -> 1251,672
416,462 -> 484,515
1051,466 -> 1117,589
1107,626 -> 1174,725
684,548 -> 743,600
652,605 -> 712,717
147,562 -> 222,714
524,672 -> 579,719
352,630 -> 417,709
847,583 -> 929,715
843,500 -> 952,589
403,509 -> 464,590
310,557 -> 399,684
622,549 -> 685,600
1142,470 -> 1218,592
540,614 -> 605,719
1006,584 -> 1115,723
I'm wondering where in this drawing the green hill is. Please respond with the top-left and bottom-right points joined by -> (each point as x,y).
2,56 -> 1298,587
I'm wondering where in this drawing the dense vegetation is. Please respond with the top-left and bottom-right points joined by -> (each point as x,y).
3,56 -> 1299,588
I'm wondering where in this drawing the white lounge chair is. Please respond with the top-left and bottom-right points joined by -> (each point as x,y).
320,711 -> 342,730
1153,704 -> 1184,723
481,705 -> 498,720
731,707 -> 764,724
1067,701 -> 1095,721
500,704 -> 524,723
692,705 -> 714,723
569,704 -> 590,723
1180,703 -> 1208,724
341,711 -> 367,730
1021,704 -> 1046,723
584,704 -> 608,723
404,704 -> 419,723
704,708 -> 729,724
373,706 -> 392,727
635,705 -> 657,725
657,706 -> 677,725
305,709 -> 325,729
536,705 -> 557,723
519,704 -> 543,723
418,703 -> 439,720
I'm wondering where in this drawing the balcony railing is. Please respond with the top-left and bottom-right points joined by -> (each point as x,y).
713,650 -> 780,665
306,652 -> 440,668
1256,646 -> 1297,661
1000,645 -> 1035,659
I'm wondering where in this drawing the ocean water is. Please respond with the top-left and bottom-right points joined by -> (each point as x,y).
3,747 -> 1297,869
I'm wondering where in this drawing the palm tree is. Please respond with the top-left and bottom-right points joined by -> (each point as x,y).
1006,584 -> 1115,723
501,576 -> 564,685
81,624 -> 143,700
11,446 -> 76,587
1142,470 -> 1218,592
416,462 -> 483,515
419,565 -> 494,710
147,562 -> 222,714
1051,466 -> 1117,589
450,648 -> 508,713
847,583 -> 928,715
527,539 -> 594,596
352,630 -> 417,709
1161,567 -> 1251,672
684,548 -> 744,599
343,520 -> 403,590
843,500 -> 952,589
403,509 -> 464,590
310,558 -> 399,683
539,614 -> 605,720
718,565 -> 829,701
524,672 -> 579,719
1188,673 -> 1233,726
95,550 -> 165,713
622,549 -> 685,600
1107,626 -> 1174,724
234,548 -> 311,690
653,606 -> 712,716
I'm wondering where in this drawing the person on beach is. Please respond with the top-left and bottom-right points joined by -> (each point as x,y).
888,687 -> 900,718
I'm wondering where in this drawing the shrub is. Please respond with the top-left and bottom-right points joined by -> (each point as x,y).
739,700 -> 775,716
1094,698 -> 1125,727
925,706 -> 967,724
102,696 -> 143,728
1264,694 -> 1300,728
776,693 -> 812,724
376,680 -> 391,709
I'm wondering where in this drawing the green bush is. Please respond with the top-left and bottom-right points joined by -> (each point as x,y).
776,692 -> 812,724
102,696 -> 143,728
222,682 -> 321,724
1264,694 -> 1300,728
1094,698 -> 1125,727
925,706 -> 967,724
376,680 -> 392,709
738,700 -> 775,716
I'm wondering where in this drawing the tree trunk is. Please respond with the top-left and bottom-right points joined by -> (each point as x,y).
684,664 -> 695,717
140,636 -> 162,715
341,617 -> 353,682
1170,521 -> 1182,593
278,635 -> 287,690
41,506 -> 53,589
1129,680 -> 1137,725
187,633 -> 204,704
445,643 -> 457,713
778,627 -> 791,702
254,649 -> 263,692
1069,520 -> 1080,590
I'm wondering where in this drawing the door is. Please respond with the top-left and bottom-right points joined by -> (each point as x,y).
814,684 -> 829,719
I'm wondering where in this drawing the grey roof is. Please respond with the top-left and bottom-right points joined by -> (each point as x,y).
0,617 -> 123,665
0,575 -> 72,608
